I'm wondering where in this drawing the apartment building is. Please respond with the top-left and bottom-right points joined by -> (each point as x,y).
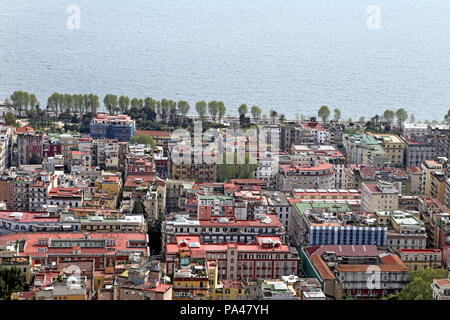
401,123 -> 429,139
301,245 -> 409,299
361,181 -> 399,212
162,214 -> 285,248
47,187 -> 84,208
399,249 -> 443,271
445,178 -> 450,209
16,126 -> 43,165
430,171 -> 448,203
401,136 -> 434,168
376,210 -> 427,250
166,235 -> 300,281
277,162 -> 335,191
343,134 -> 389,167
90,113 -> 135,142
0,126 -> 13,169
289,145 -> 345,188
407,166 -> 421,195
290,200 -> 386,248
118,260 -> 172,300
291,188 -> 361,201
303,122 -> 329,144
420,159 -> 444,196
0,232 -> 149,271
373,134 -> 406,167
431,278 -> 450,300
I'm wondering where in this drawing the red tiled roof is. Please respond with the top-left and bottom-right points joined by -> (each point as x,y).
230,179 -> 266,185
304,122 -> 326,131
310,245 -> 378,257
0,233 -> 147,257
0,211 -> 59,223
400,249 -> 441,253
148,283 -> 172,293
407,166 -> 421,174
435,279 -> 450,287
167,235 -> 291,255
17,126 -> 35,134
222,279 -> 243,289
124,175 -> 156,188
136,130 -> 171,137
311,255 -> 335,280
279,163 -> 333,173
338,253 -> 408,272
48,187 -> 83,197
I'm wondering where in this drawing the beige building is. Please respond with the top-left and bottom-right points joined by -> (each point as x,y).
420,160 -> 444,196
430,171 -> 448,203
361,181 -> 399,212
373,134 -> 406,167
432,278 -> 450,300
407,166 -> 421,195
399,249 -> 443,271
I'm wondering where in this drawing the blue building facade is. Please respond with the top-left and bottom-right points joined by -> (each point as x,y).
309,226 -> 387,246
89,115 -> 135,142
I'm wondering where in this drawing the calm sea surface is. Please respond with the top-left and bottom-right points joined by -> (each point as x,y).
1,0 -> 450,121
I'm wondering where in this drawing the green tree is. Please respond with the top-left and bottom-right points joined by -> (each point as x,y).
160,99 -> 170,123
118,96 -> 130,114
238,104 -> 248,117
395,108 -> 408,125
131,135 -> 156,148
64,94 -> 73,114
4,112 -> 16,126
144,97 -> 156,113
104,94 -> 119,115
130,97 -> 143,109
333,108 -> 341,122
383,109 -> 395,124
177,100 -> 190,125
132,197 -> 146,215
397,268 -> 448,300
250,105 -> 261,123
0,267 -> 26,299
82,94 -> 90,113
10,91 -> 29,117
279,114 -> 286,123
208,100 -> 219,122
270,109 -> 278,124
29,152 -> 41,165
72,94 -> 83,114
195,101 -> 207,121
89,94 -> 100,114
217,153 -> 258,182
218,101 -> 226,124
29,94 -> 39,111
168,100 -> 178,125
56,93 -> 65,116
318,105 -> 330,122
444,109 -> 450,125
47,93 -> 58,117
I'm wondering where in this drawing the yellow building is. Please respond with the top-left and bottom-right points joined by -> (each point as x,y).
172,254 -> 209,300
95,173 -> 122,197
399,249 -> 443,271
430,171 -> 448,203
373,134 -> 406,167
206,261 -> 245,300
420,160 -> 444,196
